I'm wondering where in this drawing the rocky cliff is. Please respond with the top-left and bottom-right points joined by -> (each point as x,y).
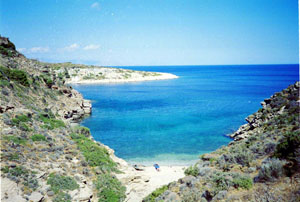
144,82 -> 300,202
0,36 -> 125,202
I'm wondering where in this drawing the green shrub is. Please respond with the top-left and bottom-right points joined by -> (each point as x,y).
274,131 -> 300,162
94,174 -> 126,202
0,79 -> 10,86
1,166 -> 10,173
39,114 -> 65,130
0,46 -> 13,56
184,165 -> 199,177
31,134 -> 46,142
182,190 -> 202,202
0,66 -> 30,86
73,126 -> 91,137
11,114 -> 30,125
228,145 -> 254,167
19,122 -> 31,131
257,158 -> 285,182
47,173 -> 79,194
40,74 -> 54,88
143,185 -> 168,202
53,192 -> 72,202
7,153 -> 20,160
211,172 -> 233,191
232,176 -> 253,190
70,133 -> 117,171
4,136 -> 27,145
1,165 -> 39,190
210,171 -> 252,193
3,166 -> 28,176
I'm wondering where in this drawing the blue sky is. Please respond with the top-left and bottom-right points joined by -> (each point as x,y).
0,0 -> 298,66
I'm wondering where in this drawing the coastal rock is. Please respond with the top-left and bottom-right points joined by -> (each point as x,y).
28,192 -> 44,202
1,178 -> 26,202
133,164 -> 146,171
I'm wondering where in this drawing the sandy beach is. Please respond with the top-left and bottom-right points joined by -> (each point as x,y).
104,145 -> 186,202
117,165 -> 186,202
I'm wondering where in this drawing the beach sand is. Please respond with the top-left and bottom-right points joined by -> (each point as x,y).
104,146 -> 186,202
117,165 -> 186,202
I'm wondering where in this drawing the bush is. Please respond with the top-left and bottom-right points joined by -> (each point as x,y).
210,171 -> 253,193
70,133 -> 117,172
2,166 -> 28,177
40,74 -> 54,88
182,190 -> 202,202
94,174 -> 126,202
0,46 -> 13,56
7,153 -> 20,160
184,165 -> 199,177
232,176 -> 253,190
143,185 -> 168,202
257,158 -> 285,182
4,136 -> 27,145
274,131 -> 300,162
211,172 -> 233,191
12,114 -> 30,125
53,192 -> 72,202
0,66 -> 30,86
1,166 -> 39,190
217,155 -> 231,171
228,145 -> 254,167
39,114 -> 65,130
47,173 -> 79,194
31,134 -> 46,142
73,126 -> 91,137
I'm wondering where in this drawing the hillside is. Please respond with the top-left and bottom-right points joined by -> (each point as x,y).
0,36 -> 128,202
144,82 -> 300,201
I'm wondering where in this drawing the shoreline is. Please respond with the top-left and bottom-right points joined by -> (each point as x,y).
66,72 -> 179,84
103,145 -> 186,202
70,68 -> 182,201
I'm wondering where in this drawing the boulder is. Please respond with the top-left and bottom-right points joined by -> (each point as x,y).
28,192 -> 44,202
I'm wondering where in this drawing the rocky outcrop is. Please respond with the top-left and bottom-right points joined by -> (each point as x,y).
230,82 -> 299,141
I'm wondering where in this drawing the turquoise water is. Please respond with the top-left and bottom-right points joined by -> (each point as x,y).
72,65 -> 299,165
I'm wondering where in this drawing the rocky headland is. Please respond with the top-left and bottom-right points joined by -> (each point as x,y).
42,62 -> 178,85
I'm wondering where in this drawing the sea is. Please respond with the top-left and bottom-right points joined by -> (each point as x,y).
72,64 -> 299,166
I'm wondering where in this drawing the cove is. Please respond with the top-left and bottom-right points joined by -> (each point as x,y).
72,64 -> 299,165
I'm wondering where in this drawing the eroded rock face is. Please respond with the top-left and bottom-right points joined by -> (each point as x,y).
229,82 -> 299,141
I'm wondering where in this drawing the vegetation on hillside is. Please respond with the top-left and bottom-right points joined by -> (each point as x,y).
0,36 -> 125,202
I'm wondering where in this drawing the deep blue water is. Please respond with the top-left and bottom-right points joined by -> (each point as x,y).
72,64 -> 299,165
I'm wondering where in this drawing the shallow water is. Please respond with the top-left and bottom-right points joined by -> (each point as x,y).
72,64 -> 299,165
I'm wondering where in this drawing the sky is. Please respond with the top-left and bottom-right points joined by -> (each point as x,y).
0,0 -> 299,66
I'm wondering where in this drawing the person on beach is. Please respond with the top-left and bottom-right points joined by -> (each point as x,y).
153,163 -> 160,171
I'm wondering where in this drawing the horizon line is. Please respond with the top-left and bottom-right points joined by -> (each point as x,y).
110,63 -> 299,67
